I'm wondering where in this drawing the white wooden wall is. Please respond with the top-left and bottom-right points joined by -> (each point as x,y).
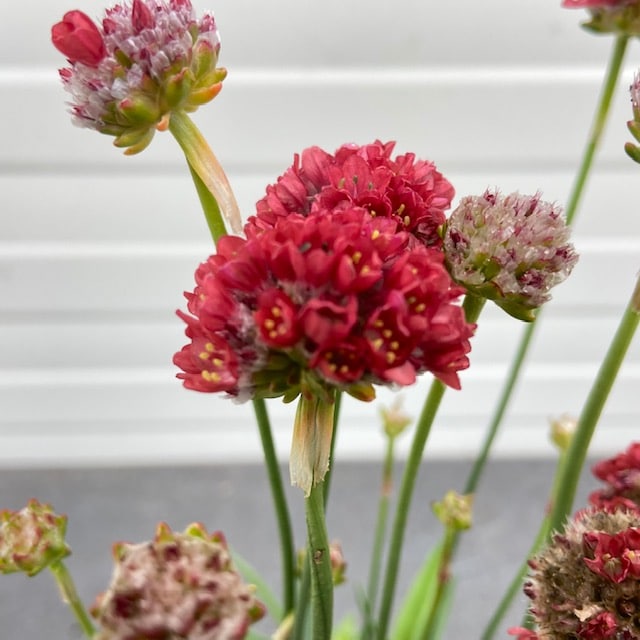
1,0 -> 639,466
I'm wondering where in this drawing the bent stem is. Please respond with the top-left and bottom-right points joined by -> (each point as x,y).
306,481 -> 334,640
168,109 -> 242,240
375,294 -> 485,640
50,560 -> 95,638
548,274 -> 640,536
252,397 -> 296,617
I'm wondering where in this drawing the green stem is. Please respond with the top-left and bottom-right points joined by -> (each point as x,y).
187,162 -> 227,243
305,481 -> 334,640
375,294 -> 485,640
481,448 -> 570,639
252,397 -> 296,618
362,436 -> 396,640
291,555 -> 312,640
419,528 -> 455,640
168,110 -> 242,240
548,275 -> 640,535
564,34 -> 629,227
463,32 -> 629,500
49,561 -> 95,639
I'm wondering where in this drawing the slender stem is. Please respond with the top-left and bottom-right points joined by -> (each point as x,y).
464,323 -> 536,495
375,294 -> 485,640
548,275 -> 640,534
463,33 -> 629,500
419,528 -> 455,640
49,561 -> 95,639
187,162 -> 227,243
481,449 -> 570,639
305,481 -> 334,640
291,555 -> 312,640
168,110 -> 242,238
252,397 -> 296,617
564,34 -> 629,227
362,436 -> 396,640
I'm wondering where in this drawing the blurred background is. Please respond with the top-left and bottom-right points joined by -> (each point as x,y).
0,0 -> 638,464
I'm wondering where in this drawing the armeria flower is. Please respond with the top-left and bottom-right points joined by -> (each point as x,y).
523,508 -> 640,638
442,189 -> 578,321
91,522 -> 265,640
562,0 -> 640,36
52,0 -> 226,154
589,442 -> 640,513
175,206 -> 474,494
0,499 -> 71,576
247,140 -> 455,248
174,206 -> 474,402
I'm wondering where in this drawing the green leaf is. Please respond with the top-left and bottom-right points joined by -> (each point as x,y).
332,614 -> 359,640
391,543 -> 443,640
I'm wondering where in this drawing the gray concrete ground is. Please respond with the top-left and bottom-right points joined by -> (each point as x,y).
0,460 -> 600,639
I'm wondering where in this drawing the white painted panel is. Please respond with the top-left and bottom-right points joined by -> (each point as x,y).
2,170 -> 640,242
1,69 -> 637,170
2,0 -> 624,67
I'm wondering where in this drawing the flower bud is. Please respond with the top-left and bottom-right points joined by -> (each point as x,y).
92,522 -> 265,640
379,397 -> 412,439
443,189 -> 578,321
549,414 -> 578,452
52,0 -> 226,154
0,499 -> 71,576
432,490 -> 473,531
626,72 -> 640,164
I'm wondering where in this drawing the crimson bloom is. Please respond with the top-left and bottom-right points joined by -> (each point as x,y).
247,140 -> 455,248
175,206 -> 474,402
589,442 -> 640,513
52,0 -> 226,153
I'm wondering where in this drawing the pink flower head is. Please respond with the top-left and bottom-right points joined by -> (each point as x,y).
507,628 -> 539,640
578,612 -> 618,639
443,189 -> 578,321
247,140 -> 455,248
92,522 -> 265,640
0,499 -> 71,576
562,0 -> 640,35
52,0 -> 226,153
174,207 -> 475,404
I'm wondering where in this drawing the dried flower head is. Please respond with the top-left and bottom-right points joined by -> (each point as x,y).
52,0 -> 226,154
524,508 -> 640,638
589,442 -> 640,513
562,0 -> 640,35
0,499 -> 71,576
92,522 -> 265,640
247,140 -> 455,248
174,207 -> 475,405
443,189 -> 578,321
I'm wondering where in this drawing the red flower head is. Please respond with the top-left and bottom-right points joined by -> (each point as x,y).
174,206 -> 475,403
51,11 -> 106,66
589,442 -> 640,514
247,140 -> 455,248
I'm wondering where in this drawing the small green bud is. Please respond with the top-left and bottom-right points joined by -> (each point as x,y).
380,397 -> 412,439
432,491 -> 473,531
549,414 -> 578,452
